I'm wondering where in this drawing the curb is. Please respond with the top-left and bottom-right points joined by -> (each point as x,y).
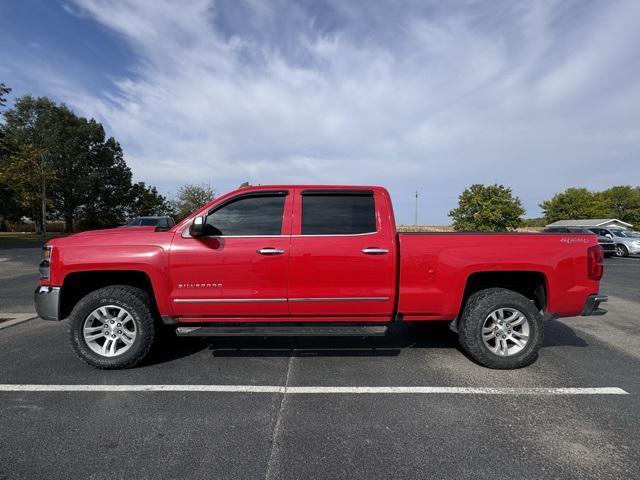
0,313 -> 38,330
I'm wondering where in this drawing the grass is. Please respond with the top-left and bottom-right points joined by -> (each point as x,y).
0,232 -> 67,249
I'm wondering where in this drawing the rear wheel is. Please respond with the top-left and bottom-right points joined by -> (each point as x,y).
615,244 -> 629,257
69,286 -> 156,369
458,288 -> 543,369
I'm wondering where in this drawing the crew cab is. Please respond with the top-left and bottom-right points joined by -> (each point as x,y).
35,185 -> 607,370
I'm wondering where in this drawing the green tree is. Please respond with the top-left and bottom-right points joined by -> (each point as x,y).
540,188 -> 609,223
600,186 -> 640,225
79,137 -> 134,229
127,182 -> 173,219
0,83 -> 10,107
0,96 -> 56,231
1,96 -> 136,231
172,184 -> 215,221
449,184 -> 525,231
522,217 -> 547,228
0,144 -> 47,225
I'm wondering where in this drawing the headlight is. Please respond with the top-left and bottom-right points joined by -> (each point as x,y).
39,245 -> 53,279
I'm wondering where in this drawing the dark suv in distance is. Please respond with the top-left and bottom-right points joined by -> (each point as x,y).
125,216 -> 175,230
543,227 -> 616,257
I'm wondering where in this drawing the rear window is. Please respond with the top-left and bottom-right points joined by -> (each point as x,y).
301,192 -> 376,235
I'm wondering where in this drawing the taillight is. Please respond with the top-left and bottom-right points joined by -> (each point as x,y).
587,245 -> 603,281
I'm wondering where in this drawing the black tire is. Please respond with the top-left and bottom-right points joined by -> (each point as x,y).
615,244 -> 629,257
106,284 -> 174,345
458,288 -> 543,369
68,286 -> 156,369
604,252 -> 613,258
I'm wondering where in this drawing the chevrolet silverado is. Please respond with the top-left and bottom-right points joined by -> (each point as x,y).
35,185 -> 607,369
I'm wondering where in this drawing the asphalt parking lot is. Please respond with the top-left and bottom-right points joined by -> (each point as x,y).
0,247 -> 639,479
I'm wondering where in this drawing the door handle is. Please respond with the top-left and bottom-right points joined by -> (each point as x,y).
257,247 -> 285,255
362,247 -> 389,255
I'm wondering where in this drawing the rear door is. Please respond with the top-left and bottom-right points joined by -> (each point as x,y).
287,188 -> 396,322
169,190 -> 292,319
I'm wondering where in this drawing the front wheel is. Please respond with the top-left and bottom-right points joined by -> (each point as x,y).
458,288 -> 543,369
68,286 -> 156,369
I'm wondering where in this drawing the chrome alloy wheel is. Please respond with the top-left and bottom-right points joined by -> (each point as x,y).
82,305 -> 137,357
481,307 -> 530,357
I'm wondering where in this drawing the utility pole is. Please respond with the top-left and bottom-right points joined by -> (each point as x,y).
41,153 -> 47,241
414,191 -> 418,226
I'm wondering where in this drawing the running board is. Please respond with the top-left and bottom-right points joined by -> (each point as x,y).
175,325 -> 388,337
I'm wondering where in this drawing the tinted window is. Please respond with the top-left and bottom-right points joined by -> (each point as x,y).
140,218 -> 159,226
610,229 -> 631,237
302,193 -> 376,235
205,194 -> 285,236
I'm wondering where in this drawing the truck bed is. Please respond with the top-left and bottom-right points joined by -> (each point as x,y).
397,232 -> 600,321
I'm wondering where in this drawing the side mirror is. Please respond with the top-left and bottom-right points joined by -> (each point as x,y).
605,234 -> 613,239
189,216 -> 205,237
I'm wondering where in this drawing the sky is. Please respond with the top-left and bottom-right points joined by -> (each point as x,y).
1,0 -> 639,224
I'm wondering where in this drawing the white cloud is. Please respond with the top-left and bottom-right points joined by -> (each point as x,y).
41,0 -> 640,222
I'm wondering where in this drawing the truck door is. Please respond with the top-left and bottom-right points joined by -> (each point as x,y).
287,188 -> 396,322
169,190 -> 292,319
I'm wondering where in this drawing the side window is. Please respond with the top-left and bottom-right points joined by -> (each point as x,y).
205,194 -> 286,236
301,192 -> 376,235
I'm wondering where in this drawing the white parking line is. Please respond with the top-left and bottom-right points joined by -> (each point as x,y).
0,385 -> 628,395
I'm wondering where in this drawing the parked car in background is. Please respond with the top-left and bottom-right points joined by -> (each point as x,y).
543,227 -> 616,257
126,216 -> 175,230
587,228 -> 640,257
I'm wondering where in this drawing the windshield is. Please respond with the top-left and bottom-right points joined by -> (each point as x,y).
609,229 -> 633,237
139,218 -> 159,226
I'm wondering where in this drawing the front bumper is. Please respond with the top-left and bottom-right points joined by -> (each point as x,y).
34,286 -> 61,321
581,294 -> 608,316
627,244 -> 640,255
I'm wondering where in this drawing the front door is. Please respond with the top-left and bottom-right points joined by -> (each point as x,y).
287,188 -> 396,321
169,190 -> 292,320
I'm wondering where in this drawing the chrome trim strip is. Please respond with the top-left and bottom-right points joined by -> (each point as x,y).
174,298 -> 287,303
174,296 -> 389,303
214,235 -> 288,238
289,297 -> 390,302
197,231 -> 379,238
291,231 -> 378,237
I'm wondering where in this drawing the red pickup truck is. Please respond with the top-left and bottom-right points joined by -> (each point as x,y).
35,185 -> 607,370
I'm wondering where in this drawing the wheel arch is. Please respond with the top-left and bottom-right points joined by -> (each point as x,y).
460,270 -> 548,314
60,270 -> 159,320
